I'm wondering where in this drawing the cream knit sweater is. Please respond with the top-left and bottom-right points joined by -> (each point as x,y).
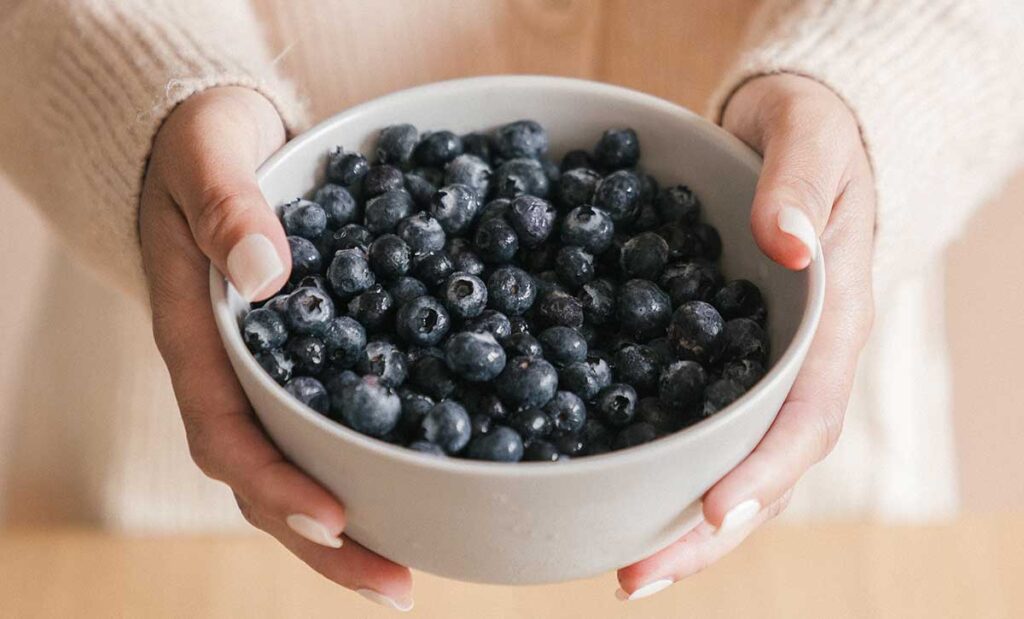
0,0 -> 1021,529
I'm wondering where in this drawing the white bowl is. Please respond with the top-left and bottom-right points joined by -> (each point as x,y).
210,76 -> 825,584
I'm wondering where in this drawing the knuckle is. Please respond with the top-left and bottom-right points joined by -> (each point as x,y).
234,493 -> 263,529
768,489 -> 794,519
814,400 -> 846,461
180,408 -> 220,480
191,186 -> 258,248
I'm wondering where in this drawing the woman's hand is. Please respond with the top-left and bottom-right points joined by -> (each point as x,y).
139,87 -> 413,612
617,74 -> 876,599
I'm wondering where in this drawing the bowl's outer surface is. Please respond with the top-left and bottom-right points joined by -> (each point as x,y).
210,76 -> 825,584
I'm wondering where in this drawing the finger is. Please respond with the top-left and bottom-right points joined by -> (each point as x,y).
616,490 -> 793,599
236,495 -> 414,611
724,75 -> 862,270
150,86 -> 290,301
701,171 -> 875,532
140,194 -> 345,548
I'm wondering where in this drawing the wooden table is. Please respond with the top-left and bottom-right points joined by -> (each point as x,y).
2,517 -> 1021,618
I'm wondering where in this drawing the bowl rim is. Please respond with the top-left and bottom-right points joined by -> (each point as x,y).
210,75 -> 826,479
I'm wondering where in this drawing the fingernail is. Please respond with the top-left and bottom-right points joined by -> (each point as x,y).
227,234 -> 284,301
717,499 -> 761,535
357,589 -> 414,612
777,206 -> 818,262
615,579 -> 675,601
286,513 -> 343,549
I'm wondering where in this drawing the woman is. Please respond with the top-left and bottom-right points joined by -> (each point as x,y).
0,0 -> 1021,610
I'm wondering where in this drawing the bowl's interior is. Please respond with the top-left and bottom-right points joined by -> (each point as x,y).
218,75 -> 820,471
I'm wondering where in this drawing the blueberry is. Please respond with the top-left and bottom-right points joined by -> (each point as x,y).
443,272 -> 488,319
395,295 -> 451,346
560,206 -> 613,256
553,245 -> 595,291
616,279 -> 672,341
560,149 -> 594,172
327,248 -> 374,299
329,223 -> 374,253
508,315 -> 531,336
517,240 -> 559,273
347,284 -> 395,333
533,270 -> 565,298
620,232 -> 669,281
281,199 -> 328,239
555,433 -> 586,457
721,359 -> 766,390
414,130 -> 464,167
638,173 -> 660,205
577,278 -> 616,325
507,195 -> 556,247
486,266 -> 537,315
658,222 -> 704,261
558,354 -> 612,402
538,326 -> 588,367
387,276 -> 429,306
477,198 -> 511,224
408,353 -> 457,401
242,307 -> 287,353
496,356 -> 558,409
376,124 -> 418,166
295,274 -> 330,295
581,418 -> 613,455
321,316 -> 366,368
594,170 -> 641,223
471,412 -> 494,438
445,331 -> 506,382
262,294 -> 289,315
523,440 -> 563,462
612,422 -> 657,450
322,367 -> 361,393
446,239 -> 485,276
331,375 -> 401,437
594,128 -> 640,170
613,343 -> 664,396
494,120 -> 548,160
444,154 -> 491,197
461,387 -> 509,420
421,400 -> 472,454
397,212 -> 446,258
466,426 -> 524,462
474,217 -> 519,264
285,286 -> 335,335
668,300 -> 726,363
461,132 -> 495,163
284,376 -> 330,415
535,289 -> 585,329
285,236 -> 322,284
658,360 -> 707,410
326,148 -> 370,186
636,397 -> 675,434
713,280 -> 766,324
631,201 -> 662,232
660,262 -> 719,306
503,332 -> 543,358
404,172 -> 437,209
541,159 -> 560,185
365,234 -> 410,281
544,391 -> 587,436
722,318 -> 770,363
464,309 -> 513,341
703,379 -> 746,417
492,158 -> 549,199
430,184 -> 480,235
509,407 -> 552,441
596,383 -> 637,427
656,185 -> 701,225
356,340 -> 408,387
365,189 -> 414,234
286,335 -> 327,375
413,250 -> 455,288
408,440 -> 446,457
692,222 -> 722,260
256,348 -> 295,384
557,168 -> 602,209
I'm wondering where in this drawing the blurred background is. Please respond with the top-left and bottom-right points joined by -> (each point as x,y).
1,1 -> 1021,617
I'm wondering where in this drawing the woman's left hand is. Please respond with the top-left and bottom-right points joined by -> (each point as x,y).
617,74 -> 876,600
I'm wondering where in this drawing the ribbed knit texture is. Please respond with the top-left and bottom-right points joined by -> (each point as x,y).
709,0 -> 1024,290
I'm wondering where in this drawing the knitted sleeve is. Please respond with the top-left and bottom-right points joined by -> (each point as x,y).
0,0 -> 306,299
709,0 -> 1024,287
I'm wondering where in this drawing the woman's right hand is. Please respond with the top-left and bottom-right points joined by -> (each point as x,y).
139,86 -> 413,612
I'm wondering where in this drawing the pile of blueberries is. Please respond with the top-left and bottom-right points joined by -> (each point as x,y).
240,120 -> 769,462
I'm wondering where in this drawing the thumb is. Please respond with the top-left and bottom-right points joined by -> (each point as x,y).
723,76 -> 860,271
152,86 -> 290,301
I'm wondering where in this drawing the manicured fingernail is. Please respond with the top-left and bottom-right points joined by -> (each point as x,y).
717,499 -> 761,535
285,513 -> 342,549
615,579 -> 675,601
357,589 -> 414,612
777,206 -> 818,262
227,234 -> 284,301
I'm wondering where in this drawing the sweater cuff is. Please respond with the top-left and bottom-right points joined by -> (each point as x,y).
36,1 -> 308,299
707,0 -> 1024,289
